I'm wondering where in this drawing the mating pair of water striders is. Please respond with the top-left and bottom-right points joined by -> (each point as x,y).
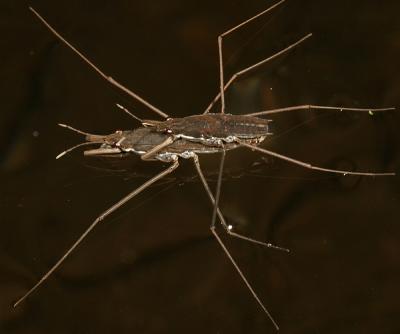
16,0 -> 395,330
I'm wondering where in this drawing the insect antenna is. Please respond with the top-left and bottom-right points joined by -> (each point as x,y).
55,141 -> 103,160
56,123 -> 103,159
58,123 -> 99,136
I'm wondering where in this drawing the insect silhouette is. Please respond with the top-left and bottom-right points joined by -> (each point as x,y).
16,1 -> 395,330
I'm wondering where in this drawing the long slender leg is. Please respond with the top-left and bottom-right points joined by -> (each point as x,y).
211,229 -> 279,330
205,33 -> 311,114
211,148 -> 225,229
83,147 -> 122,156
238,141 -> 395,176
192,154 -> 280,329
208,147 -> 288,250
30,7 -> 169,119
14,160 -> 179,307
192,155 -> 288,250
218,0 -> 286,115
246,104 -> 395,117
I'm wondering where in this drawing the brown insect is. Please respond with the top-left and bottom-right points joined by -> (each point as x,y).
16,1 -> 395,330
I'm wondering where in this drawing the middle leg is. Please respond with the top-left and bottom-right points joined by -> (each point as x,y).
192,154 -> 288,251
192,153 -> 282,329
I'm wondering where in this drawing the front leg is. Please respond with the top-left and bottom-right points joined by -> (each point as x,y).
141,136 -> 176,161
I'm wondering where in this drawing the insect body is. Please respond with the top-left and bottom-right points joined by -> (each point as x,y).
143,113 -> 271,145
18,2 -> 395,330
64,124 -> 240,161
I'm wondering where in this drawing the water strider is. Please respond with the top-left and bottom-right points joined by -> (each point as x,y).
17,1 -> 395,330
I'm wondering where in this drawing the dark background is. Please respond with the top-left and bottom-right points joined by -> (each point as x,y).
1,0 -> 399,333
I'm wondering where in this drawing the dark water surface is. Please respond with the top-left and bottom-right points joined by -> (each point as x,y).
2,0 -> 400,333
